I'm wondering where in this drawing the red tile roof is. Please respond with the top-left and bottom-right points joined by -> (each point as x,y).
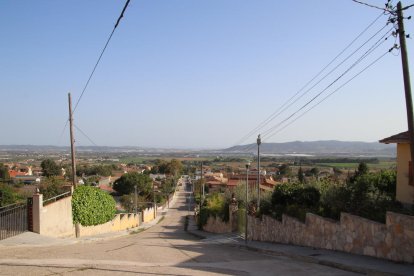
99,184 -> 114,193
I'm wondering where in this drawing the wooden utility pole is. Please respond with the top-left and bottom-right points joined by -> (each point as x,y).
245,162 -> 250,244
397,2 -> 414,178
68,93 -> 77,188
68,93 -> 80,238
257,134 -> 261,209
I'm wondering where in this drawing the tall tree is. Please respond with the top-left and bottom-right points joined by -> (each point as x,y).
278,164 -> 291,176
298,167 -> 305,183
0,163 -> 10,180
41,159 -> 60,177
113,172 -> 152,196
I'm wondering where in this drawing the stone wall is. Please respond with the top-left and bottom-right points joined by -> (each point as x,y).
203,216 -> 232,233
202,203 -> 238,234
248,212 -> 414,263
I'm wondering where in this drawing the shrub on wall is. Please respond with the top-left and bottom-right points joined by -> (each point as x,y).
72,186 -> 116,226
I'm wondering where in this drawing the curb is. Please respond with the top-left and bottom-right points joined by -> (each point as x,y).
243,244 -> 399,276
184,224 -> 399,276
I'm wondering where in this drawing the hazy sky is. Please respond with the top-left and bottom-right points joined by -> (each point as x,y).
1,0 -> 413,148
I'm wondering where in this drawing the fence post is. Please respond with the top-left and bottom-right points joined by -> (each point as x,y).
32,193 -> 43,234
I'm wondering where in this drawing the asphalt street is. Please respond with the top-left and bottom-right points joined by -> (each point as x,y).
0,187 -> 356,276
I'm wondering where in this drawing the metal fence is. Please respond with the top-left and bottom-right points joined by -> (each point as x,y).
0,202 -> 28,240
43,191 -> 71,206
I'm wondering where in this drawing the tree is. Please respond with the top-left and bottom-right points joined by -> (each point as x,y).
113,172 -> 152,196
0,163 -> 10,180
309,167 -> 319,177
167,159 -> 183,176
120,193 -> 148,212
278,164 -> 291,176
41,159 -> 60,177
150,159 -> 183,176
0,183 -> 23,206
298,167 -> 305,183
39,177 -> 66,200
356,162 -> 369,176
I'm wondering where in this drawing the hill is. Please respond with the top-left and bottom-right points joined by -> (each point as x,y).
223,140 -> 395,157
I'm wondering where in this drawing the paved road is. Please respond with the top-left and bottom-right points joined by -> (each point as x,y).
0,187 -> 355,275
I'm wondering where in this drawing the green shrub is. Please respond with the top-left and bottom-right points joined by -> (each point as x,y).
39,177 -> 67,200
72,186 -> 116,226
0,183 -> 23,206
197,193 -> 229,229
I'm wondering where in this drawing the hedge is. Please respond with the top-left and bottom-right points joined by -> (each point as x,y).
72,186 -> 116,226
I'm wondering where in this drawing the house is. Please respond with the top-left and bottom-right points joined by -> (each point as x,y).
380,131 -> 413,206
13,175 -> 41,185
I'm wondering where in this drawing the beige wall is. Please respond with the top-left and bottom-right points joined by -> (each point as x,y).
143,207 -> 156,222
78,213 -> 139,237
396,143 -> 414,205
32,194 -> 75,238
32,193 -> 140,238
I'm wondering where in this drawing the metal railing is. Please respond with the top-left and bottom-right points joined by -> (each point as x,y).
43,191 -> 71,206
0,202 -> 28,240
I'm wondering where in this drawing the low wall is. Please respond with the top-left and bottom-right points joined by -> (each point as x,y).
203,216 -> 232,233
79,213 -> 139,237
202,204 -> 238,234
33,192 -> 139,238
32,194 -> 75,238
248,212 -> 414,263
157,192 -> 176,211
143,207 -> 156,222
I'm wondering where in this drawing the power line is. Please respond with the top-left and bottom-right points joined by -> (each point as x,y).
261,30 -> 394,139
72,0 -> 131,114
74,124 -> 98,147
262,25 -> 393,137
239,47 -> 393,154
351,0 -> 395,13
58,0 -> 130,145
233,11 -> 389,147
238,29 -> 395,153
264,48 -> 394,142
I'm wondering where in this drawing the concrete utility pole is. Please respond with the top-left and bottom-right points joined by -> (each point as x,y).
68,93 -> 77,188
245,162 -> 250,244
397,1 -> 414,178
257,134 -> 261,209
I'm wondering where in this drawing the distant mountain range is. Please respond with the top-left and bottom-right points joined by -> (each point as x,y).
0,140 -> 397,157
223,140 -> 396,157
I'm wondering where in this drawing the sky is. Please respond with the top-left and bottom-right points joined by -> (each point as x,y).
0,0 -> 413,149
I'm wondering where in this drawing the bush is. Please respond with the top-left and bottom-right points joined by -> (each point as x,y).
197,193 -> 229,229
72,186 -> 116,226
39,177 -> 67,200
0,183 -> 23,206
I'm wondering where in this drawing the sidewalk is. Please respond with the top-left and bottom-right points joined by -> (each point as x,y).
186,215 -> 414,276
0,202 -> 170,248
